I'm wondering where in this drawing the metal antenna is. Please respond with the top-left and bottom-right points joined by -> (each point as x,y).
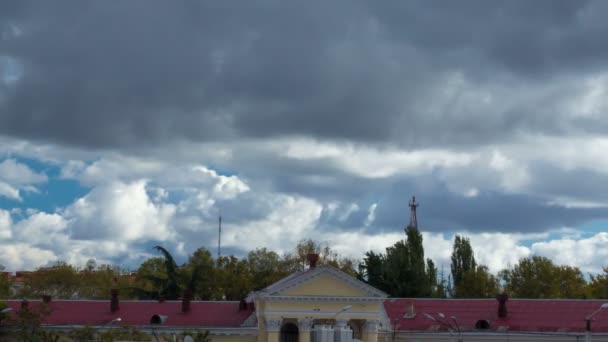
217,211 -> 222,260
408,196 -> 419,229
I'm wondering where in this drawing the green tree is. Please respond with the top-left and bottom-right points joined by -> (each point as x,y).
357,251 -> 387,293
98,324 -> 151,342
359,226 -> 436,297
134,257 -> 168,299
282,239 -> 357,275
587,267 -> 608,299
246,248 -> 288,291
184,247 -> 216,300
0,264 -> 10,298
9,302 -> 51,341
68,325 -> 98,342
501,256 -> 587,299
215,256 -> 250,300
18,262 -> 81,299
450,235 -> 476,296
153,246 -> 181,300
457,265 -> 500,298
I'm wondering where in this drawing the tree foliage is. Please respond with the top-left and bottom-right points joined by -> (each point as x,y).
358,226 -> 437,297
500,256 -> 586,299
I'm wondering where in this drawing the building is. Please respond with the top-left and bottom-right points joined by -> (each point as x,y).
3,257 -> 608,341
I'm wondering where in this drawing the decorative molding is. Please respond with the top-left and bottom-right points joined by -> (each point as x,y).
265,318 -> 283,332
252,266 -> 387,300
334,319 -> 348,329
263,295 -> 384,303
364,319 -> 380,333
297,318 -> 314,332
263,309 -> 380,317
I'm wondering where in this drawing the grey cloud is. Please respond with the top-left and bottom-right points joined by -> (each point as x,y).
3,1 -> 608,150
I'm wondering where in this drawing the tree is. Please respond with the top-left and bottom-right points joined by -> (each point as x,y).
500,256 -> 587,299
588,267 -> 608,299
68,325 -> 98,342
215,256 -> 250,300
282,239 -> 357,275
358,226 -> 436,297
457,265 -> 500,298
18,262 -> 81,299
246,248 -> 288,291
98,324 -> 151,342
134,257 -> 168,299
10,301 -> 52,341
357,251 -> 387,293
450,235 -> 476,296
0,264 -> 10,298
184,248 -> 216,300
153,246 -> 181,300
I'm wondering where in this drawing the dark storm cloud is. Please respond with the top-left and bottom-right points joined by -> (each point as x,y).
3,1 -> 608,149
370,183 -> 608,234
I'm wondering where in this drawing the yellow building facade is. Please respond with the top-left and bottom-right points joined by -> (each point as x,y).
246,264 -> 389,342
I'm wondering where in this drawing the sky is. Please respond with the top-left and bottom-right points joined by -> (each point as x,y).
1,1 -> 608,274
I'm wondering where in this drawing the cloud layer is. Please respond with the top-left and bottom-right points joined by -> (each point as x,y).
1,2 -> 608,275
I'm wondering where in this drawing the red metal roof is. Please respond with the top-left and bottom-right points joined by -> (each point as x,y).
4,298 -> 608,333
384,298 -> 608,333
3,300 -> 254,328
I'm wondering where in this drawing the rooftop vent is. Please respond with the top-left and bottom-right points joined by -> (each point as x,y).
110,289 -> 119,313
403,303 -> 416,319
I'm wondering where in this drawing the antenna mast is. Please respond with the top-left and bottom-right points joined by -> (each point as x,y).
217,212 -> 222,260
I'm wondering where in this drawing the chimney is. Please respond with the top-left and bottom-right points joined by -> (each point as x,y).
239,299 -> 247,311
42,295 -> 51,303
21,299 -> 28,309
182,289 -> 192,313
497,292 -> 508,318
111,289 -> 119,313
404,303 -> 416,319
306,253 -> 319,268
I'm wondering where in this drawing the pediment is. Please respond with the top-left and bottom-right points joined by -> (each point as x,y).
257,266 -> 386,299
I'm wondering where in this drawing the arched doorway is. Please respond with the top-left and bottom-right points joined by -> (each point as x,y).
280,322 -> 299,342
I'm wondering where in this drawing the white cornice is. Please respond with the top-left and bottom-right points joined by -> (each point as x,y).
263,295 -> 384,303
250,266 -> 387,300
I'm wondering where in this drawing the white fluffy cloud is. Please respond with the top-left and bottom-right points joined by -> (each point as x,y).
0,159 -> 47,200
0,209 -> 11,240
63,180 -> 176,241
532,232 -> 608,274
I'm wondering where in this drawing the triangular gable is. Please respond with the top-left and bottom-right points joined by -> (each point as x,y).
258,266 -> 386,298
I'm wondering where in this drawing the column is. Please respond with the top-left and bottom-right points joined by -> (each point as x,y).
363,319 -> 379,342
265,318 -> 282,342
298,318 -> 314,342
334,319 -> 352,342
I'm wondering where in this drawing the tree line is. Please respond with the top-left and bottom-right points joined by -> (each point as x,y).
359,227 -> 608,299
2,231 -> 608,300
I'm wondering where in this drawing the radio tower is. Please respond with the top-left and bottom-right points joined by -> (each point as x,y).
217,213 -> 222,260
408,196 -> 419,230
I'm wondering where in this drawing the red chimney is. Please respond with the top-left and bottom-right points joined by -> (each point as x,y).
111,289 -> 119,313
182,289 -> 192,313
306,253 -> 319,268
42,295 -> 51,303
497,292 -> 508,318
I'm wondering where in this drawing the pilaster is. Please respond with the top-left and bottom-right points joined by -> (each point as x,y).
298,318 -> 314,342
363,319 -> 379,342
265,318 -> 282,342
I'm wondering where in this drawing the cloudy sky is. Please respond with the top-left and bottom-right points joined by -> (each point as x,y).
1,1 -> 608,275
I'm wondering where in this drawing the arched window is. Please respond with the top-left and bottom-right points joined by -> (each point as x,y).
475,319 -> 490,330
280,322 -> 299,342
